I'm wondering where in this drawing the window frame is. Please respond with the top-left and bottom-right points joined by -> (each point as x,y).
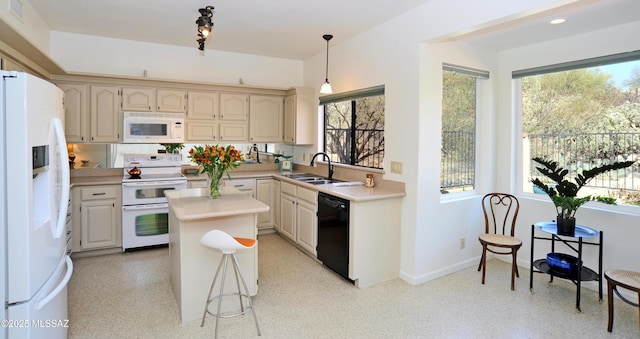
319,85 -> 385,169
514,52 -> 640,214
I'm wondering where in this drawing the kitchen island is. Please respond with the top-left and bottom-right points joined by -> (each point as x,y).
165,187 -> 269,324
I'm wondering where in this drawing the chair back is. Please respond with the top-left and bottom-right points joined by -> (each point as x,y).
482,193 -> 519,236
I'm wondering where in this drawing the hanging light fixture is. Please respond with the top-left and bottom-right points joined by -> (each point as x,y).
320,34 -> 333,94
196,6 -> 214,51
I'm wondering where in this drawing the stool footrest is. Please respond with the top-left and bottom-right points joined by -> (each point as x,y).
204,292 -> 255,318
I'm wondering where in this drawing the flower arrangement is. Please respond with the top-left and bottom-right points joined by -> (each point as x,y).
188,144 -> 245,198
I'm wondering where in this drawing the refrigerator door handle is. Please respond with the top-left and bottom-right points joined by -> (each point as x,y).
35,255 -> 73,310
52,118 -> 70,239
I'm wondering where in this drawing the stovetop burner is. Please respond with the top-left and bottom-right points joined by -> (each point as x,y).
128,175 -> 141,180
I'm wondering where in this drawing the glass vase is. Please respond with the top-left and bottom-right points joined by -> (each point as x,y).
207,171 -> 223,199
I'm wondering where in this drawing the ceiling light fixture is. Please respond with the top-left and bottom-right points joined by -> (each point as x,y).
196,6 -> 214,51
549,17 -> 566,25
320,34 -> 333,94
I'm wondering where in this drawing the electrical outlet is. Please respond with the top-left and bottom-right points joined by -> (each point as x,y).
459,237 -> 465,249
390,161 -> 403,174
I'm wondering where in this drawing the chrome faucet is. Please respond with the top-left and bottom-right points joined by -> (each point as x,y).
248,144 -> 260,164
310,152 -> 333,179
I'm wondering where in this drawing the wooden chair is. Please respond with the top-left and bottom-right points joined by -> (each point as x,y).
605,269 -> 640,332
478,193 -> 522,290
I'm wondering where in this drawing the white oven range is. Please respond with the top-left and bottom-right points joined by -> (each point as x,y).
122,153 -> 186,250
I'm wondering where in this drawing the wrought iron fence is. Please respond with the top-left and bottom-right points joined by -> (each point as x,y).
441,131 -> 475,191
325,127 -> 384,169
440,131 -> 640,193
527,132 -> 640,191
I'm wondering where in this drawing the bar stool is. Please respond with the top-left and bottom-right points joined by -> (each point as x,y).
200,230 -> 261,338
605,269 -> 640,332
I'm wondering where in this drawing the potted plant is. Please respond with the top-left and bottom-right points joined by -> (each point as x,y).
161,143 -> 184,154
531,157 -> 635,235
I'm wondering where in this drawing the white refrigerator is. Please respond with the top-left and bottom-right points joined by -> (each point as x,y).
1,71 -> 73,339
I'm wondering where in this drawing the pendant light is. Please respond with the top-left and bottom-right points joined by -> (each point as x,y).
320,34 -> 333,94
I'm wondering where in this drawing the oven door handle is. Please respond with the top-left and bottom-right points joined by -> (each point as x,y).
122,180 -> 186,187
122,203 -> 169,211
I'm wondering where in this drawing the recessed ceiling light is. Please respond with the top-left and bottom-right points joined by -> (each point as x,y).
549,17 -> 566,25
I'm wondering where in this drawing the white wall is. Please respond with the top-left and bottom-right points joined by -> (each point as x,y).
49,32 -> 303,88
301,0 -> 572,285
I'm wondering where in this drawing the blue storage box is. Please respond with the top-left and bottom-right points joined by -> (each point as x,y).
546,252 -> 581,275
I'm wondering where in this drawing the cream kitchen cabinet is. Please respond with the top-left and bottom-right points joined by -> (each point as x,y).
219,123 -> 248,142
186,121 -> 218,141
249,95 -> 283,143
279,181 -> 317,255
284,87 -> 316,145
90,85 -> 120,143
122,87 -> 155,111
256,178 -> 274,231
58,83 -> 88,143
71,184 -> 122,252
219,93 -> 248,121
157,89 -> 187,113
280,189 -> 296,241
295,186 -> 318,255
187,91 -> 219,119
273,179 -> 281,232
223,178 -> 255,198
187,179 -> 207,189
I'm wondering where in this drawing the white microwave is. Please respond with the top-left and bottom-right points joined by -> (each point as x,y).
122,112 -> 184,143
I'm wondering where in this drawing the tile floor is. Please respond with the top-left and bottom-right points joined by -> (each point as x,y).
68,233 -> 639,338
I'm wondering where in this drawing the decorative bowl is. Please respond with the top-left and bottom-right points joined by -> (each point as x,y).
546,252 -> 581,275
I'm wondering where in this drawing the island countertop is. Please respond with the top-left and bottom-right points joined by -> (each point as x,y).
165,187 -> 269,221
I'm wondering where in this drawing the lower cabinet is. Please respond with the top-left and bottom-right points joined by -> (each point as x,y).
188,179 -> 207,189
256,178 -> 274,231
71,184 -> 122,252
279,181 -> 317,255
273,179 -> 281,231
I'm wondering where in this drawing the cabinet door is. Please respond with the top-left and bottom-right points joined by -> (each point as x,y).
297,199 -> 317,255
122,87 -> 155,111
157,89 -> 186,112
80,200 -> 117,250
284,88 -> 315,145
188,180 -> 208,189
187,91 -> 219,119
249,95 -> 283,142
59,83 -> 87,143
283,94 -> 296,144
220,93 -> 248,120
280,193 -> 296,241
256,179 -> 273,229
90,86 -> 120,143
273,180 -> 281,231
219,123 -> 247,142
186,121 -> 218,141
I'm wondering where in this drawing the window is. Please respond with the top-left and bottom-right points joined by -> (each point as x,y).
517,52 -> 640,206
441,64 -> 489,193
319,86 -> 385,169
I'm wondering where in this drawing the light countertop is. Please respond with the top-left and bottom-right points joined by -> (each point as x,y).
165,187 -> 269,221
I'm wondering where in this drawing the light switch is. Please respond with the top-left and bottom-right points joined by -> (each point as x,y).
390,161 -> 403,174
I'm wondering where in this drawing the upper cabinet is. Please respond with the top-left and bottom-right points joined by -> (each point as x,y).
90,86 -> 120,143
284,87 -> 316,145
219,93 -> 248,121
157,89 -> 186,113
58,83 -> 88,143
249,95 -> 283,143
187,91 -> 219,119
122,87 -> 155,111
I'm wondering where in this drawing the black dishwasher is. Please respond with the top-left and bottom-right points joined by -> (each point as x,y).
317,192 -> 352,282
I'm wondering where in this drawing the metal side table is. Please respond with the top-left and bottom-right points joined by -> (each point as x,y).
530,221 -> 603,311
